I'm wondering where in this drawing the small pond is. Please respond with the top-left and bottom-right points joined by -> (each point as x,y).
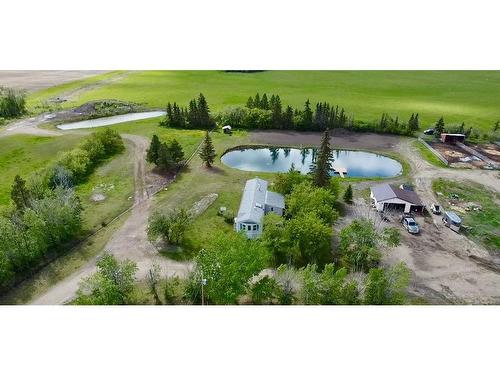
221,147 -> 403,178
57,111 -> 165,130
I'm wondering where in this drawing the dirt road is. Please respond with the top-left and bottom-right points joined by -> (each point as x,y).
30,134 -> 192,305
0,70 -> 109,92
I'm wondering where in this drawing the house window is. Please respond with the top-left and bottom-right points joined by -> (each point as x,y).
270,207 -> 274,211
240,223 -> 245,231
253,225 -> 258,231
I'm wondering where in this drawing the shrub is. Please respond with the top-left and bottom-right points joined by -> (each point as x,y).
0,87 -> 26,118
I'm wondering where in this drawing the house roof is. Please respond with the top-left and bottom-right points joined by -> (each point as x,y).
371,183 -> 423,206
236,178 -> 268,223
265,191 -> 285,209
236,178 -> 285,223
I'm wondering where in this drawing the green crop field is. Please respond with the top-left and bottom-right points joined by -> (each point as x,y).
30,70 -> 500,133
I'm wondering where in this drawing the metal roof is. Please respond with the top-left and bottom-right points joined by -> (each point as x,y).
236,178 -> 268,223
236,178 -> 284,223
371,183 -> 423,206
265,191 -> 285,209
444,211 -> 462,223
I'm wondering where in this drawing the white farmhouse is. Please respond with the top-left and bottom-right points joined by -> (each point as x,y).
234,178 -> 285,239
370,183 -> 424,214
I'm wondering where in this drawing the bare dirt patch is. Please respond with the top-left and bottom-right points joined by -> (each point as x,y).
0,70 -> 110,92
250,129 -> 402,151
428,141 -> 485,168
471,143 -> 500,163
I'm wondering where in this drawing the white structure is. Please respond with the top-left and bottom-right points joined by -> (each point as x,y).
234,178 -> 285,239
370,183 -> 423,214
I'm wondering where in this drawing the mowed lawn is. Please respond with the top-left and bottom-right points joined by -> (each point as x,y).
33,70 -> 500,133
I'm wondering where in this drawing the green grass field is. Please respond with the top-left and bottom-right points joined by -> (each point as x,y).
31,70 -> 500,133
412,140 -> 447,168
432,179 -> 500,252
0,134 -> 84,207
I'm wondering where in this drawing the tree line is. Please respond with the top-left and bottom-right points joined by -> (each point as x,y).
0,129 -> 124,293
160,93 -> 215,129
216,92 -> 420,135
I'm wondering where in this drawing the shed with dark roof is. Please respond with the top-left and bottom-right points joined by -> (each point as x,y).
370,183 -> 424,213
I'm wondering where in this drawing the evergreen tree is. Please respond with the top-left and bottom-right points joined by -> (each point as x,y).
301,99 -> 313,130
246,96 -> 255,108
146,135 -> 161,164
310,130 -> 334,187
343,184 -> 353,204
156,143 -> 175,170
434,116 -> 445,135
168,139 -> 185,163
270,94 -> 282,128
260,93 -> 269,110
199,131 -> 216,167
196,93 -> 212,128
282,105 -> 294,129
11,175 -> 31,211
254,93 -> 261,109
408,113 -> 420,132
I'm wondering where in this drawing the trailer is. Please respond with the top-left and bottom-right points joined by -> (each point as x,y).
442,211 -> 462,232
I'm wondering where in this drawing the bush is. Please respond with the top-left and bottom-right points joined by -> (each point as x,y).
58,148 -> 91,182
0,87 -> 26,118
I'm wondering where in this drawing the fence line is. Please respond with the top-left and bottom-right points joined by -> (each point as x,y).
418,137 -> 449,166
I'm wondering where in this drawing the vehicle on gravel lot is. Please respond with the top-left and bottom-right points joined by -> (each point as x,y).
430,203 -> 441,215
401,214 -> 420,234
443,211 -> 462,232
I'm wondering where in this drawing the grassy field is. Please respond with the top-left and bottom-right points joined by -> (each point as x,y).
26,71 -> 126,111
412,139 -> 448,168
0,134 -> 84,207
30,70 -> 500,133
432,179 -> 500,252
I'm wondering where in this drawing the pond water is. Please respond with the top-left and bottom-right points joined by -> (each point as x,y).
221,147 -> 403,177
56,111 -> 166,130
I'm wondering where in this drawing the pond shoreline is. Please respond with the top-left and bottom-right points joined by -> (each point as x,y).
221,145 -> 403,178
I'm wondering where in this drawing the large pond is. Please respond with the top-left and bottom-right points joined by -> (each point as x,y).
56,111 -> 165,130
221,147 -> 403,177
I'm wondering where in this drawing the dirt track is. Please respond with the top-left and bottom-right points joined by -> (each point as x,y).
0,70 -> 109,92
31,134 -> 192,305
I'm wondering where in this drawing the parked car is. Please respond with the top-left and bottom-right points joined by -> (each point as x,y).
430,203 -> 441,215
424,128 -> 435,135
401,216 -> 420,234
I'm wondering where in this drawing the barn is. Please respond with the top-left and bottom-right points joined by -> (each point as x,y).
440,133 -> 465,144
370,183 -> 424,213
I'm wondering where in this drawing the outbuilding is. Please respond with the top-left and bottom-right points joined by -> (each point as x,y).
234,178 -> 285,239
440,133 -> 465,144
370,183 -> 424,214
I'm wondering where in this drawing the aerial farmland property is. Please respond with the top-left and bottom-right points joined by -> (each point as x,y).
0,70 -> 499,305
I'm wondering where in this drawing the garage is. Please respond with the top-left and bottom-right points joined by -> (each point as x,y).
370,183 -> 424,213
